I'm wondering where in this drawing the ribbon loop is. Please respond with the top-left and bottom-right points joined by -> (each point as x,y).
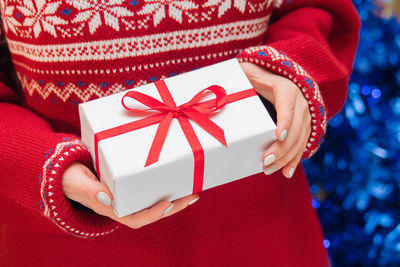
121,91 -> 171,112
181,85 -> 227,113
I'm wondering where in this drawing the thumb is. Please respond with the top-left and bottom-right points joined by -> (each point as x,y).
62,162 -> 113,211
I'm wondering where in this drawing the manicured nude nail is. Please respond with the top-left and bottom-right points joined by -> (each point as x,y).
264,154 -> 276,166
288,168 -> 294,178
97,191 -> 111,206
163,204 -> 175,215
280,129 -> 288,141
188,197 -> 199,205
264,164 -> 277,175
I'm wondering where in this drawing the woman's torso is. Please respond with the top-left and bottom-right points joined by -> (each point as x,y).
0,1 -> 328,266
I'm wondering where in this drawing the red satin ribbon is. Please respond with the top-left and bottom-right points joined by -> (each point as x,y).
94,80 -> 257,194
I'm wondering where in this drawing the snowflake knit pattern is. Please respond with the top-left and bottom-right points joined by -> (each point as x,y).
0,0 -> 325,158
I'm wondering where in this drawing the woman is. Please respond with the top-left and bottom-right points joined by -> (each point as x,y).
0,0 -> 360,266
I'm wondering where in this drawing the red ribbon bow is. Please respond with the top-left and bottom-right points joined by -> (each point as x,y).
94,80 -> 257,194
121,80 -> 228,168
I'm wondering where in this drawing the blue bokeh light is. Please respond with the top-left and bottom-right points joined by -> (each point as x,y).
303,1 -> 400,266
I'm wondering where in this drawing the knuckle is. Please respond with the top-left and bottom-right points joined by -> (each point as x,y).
266,141 -> 279,153
150,212 -> 163,222
293,158 -> 301,167
299,97 -> 308,110
279,147 -> 299,164
82,167 -> 96,179
291,155 -> 301,166
289,103 -> 295,115
280,79 -> 293,89
275,157 -> 290,168
142,209 -> 161,222
271,81 -> 282,91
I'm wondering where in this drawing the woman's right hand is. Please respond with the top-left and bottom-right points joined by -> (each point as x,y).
62,162 -> 199,229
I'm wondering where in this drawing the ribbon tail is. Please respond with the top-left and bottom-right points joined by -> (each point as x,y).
145,112 -> 174,167
184,107 -> 227,147
177,116 -> 205,194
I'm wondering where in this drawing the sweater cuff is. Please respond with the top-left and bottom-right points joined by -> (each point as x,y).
237,46 -> 327,158
40,138 -> 119,238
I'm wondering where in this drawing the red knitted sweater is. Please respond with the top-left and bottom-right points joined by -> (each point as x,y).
0,0 -> 359,266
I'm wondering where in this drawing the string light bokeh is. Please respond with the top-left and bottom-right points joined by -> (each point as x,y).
303,0 -> 400,266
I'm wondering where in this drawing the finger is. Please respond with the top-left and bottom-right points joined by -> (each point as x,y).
262,95 -> 309,172
282,118 -> 311,178
117,200 -> 173,229
263,125 -> 307,177
273,82 -> 297,141
282,150 -> 303,179
161,194 -> 200,219
120,194 -> 199,228
240,63 -> 294,141
275,93 -> 309,157
240,62 -> 278,104
62,163 -> 113,210
63,164 -> 198,229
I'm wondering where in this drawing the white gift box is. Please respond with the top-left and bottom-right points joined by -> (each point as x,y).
79,59 -> 276,217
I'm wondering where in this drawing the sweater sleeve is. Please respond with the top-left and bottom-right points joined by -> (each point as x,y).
237,0 -> 360,157
0,36 -> 118,238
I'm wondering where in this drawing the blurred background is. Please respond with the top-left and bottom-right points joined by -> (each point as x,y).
303,0 -> 400,266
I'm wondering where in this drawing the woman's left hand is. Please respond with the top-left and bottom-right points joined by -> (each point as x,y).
239,62 -> 312,179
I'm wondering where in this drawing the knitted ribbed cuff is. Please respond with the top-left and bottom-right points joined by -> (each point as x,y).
237,46 -> 327,158
40,137 -> 119,238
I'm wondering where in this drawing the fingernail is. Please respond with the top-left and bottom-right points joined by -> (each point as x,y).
264,164 -> 277,175
288,168 -> 294,178
280,129 -> 288,141
97,191 -> 111,206
163,204 -> 174,215
263,154 -> 276,166
188,197 -> 199,205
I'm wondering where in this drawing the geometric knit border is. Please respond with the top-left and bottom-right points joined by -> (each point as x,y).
16,48 -> 243,103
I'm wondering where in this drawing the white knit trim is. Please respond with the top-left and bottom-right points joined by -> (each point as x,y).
41,140 -> 119,238
7,16 -> 270,62
41,140 -> 80,218
244,45 -> 311,84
